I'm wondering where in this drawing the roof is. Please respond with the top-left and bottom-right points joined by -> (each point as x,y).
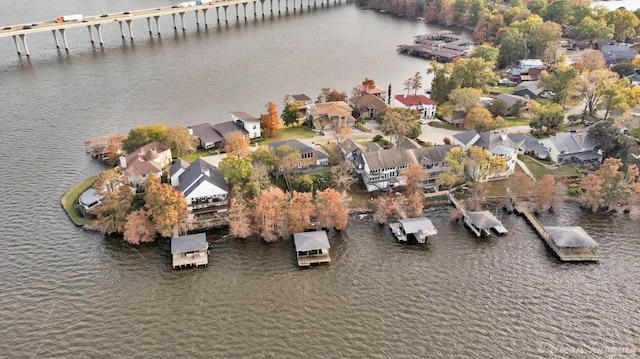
518,59 -> 544,69
170,159 -> 190,177
268,139 -> 315,154
308,101 -> 353,118
178,158 -> 228,197
545,226 -> 598,248
600,45 -> 637,63
230,111 -> 259,122
396,137 -> 422,150
411,145 -> 455,164
79,188 -> 101,206
291,94 -> 312,102
349,94 -> 388,111
356,83 -> 386,95
362,148 -> 416,171
453,130 -> 479,147
191,123 -> 223,145
123,142 -> 170,177
514,80 -> 544,96
508,134 -> 549,157
171,233 -> 208,254
340,138 -> 366,154
394,94 -> 436,107
398,217 -> 436,235
212,121 -> 248,138
294,231 -> 330,251
475,131 -> 518,155
495,93 -> 530,108
541,133 -> 595,155
466,211 -> 502,229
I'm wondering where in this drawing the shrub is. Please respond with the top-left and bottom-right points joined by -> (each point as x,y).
373,134 -> 383,142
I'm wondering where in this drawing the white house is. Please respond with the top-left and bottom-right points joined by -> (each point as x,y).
453,130 -> 518,182
178,158 -> 228,220
393,94 -> 437,118
230,111 -> 261,139
540,131 -> 602,164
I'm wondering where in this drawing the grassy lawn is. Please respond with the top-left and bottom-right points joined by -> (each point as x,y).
489,86 -> 515,95
504,117 -> 530,127
181,148 -> 211,162
60,176 -> 97,227
266,125 -> 315,142
518,154 -> 580,179
428,120 -> 460,131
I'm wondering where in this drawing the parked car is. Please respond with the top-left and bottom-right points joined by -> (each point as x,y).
419,118 -> 428,125
2,26 -> 11,30
22,24 -> 32,29
100,14 -> 108,18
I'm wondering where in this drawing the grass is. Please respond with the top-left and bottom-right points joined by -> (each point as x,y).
518,154 -> 580,179
504,117 -> 530,127
489,86 -> 515,95
181,148 -> 211,162
60,176 -> 97,227
266,125 -> 315,142
428,120 -> 460,131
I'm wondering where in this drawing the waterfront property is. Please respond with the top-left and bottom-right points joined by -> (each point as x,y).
119,142 -> 172,189
84,134 -> 125,161
293,231 -> 331,267
515,204 -> 599,262
178,158 -> 229,220
78,188 -> 102,218
452,130 -> 519,182
539,130 -> 602,165
189,112 -> 261,150
171,233 -> 209,269
348,94 -> 389,120
397,30 -> 471,62
393,94 -> 437,119
464,211 -> 507,237
306,101 -> 356,131
268,139 -> 329,171
389,217 -> 437,244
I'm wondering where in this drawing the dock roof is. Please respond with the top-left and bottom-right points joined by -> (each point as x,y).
171,233 -> 207,254
398,217 -> 437,235
466,211 -> 502,229
545,226 -> 598,248
294,231 -> 330,252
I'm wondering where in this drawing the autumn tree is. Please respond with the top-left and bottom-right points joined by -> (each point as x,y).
143,174 -> 187,237
329,161 -> 356,194
250,146 -> 279,168
436,146 -> 467,189
539,66 -> 578,105
467,145 -> 506,182
528,101 -> 564,134
606,9 -> 640,43
315,188 -> 348,231
581,50 -> 607,72
380,108 -> 420,144
401,164 -> 427,194
572,69 -> 618,117
451,57 -> 499,92
260,102 -> 280,138
317,87 -> 347,103
448,87 -> 483,115
224,131 -> 251,157
123,209 -> 156,245
470,45 -> 500,65
406,192 -> 424,218
532,174 -> 555,214
122,124 -> 167,153
403,72 -> 423,95
287,191 -> 315,234
598,77 -> 637,121
91,169 -> 133,235
164,126 -> 193,158
498,28 -> 529,69
228,197 -> 252,239
568,17 -> 613,44
463,106 -> 504,133
333,121 -> 353,144
250,186 -> 288,242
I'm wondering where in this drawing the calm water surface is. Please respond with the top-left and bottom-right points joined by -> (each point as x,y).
1,1 -> 640,358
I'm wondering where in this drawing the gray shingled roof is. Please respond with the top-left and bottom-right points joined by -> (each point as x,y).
453,130 -> 479,147
508,134 -> 549,158
268,139 -> 315,154
170,159 -> 190,177
545,226 -> 598,248
466,211 -> 502,229
212,121 -> 248,138
543,133 -> 595,155
398,217 -> 436,235
191,123 -> 223,146
514,80 -> 544,96
178,158 -> 228,197
475,131 -> 518,154
291,94 -> 312,102
496,93 -> 529,108
412,145 -> 455,164
294,231 -> 330,251
171,233 -> 207,254
362,148 -> 416,171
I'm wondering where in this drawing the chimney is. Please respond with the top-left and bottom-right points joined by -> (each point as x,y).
204,169 -> 210,177
119,155 -> 127,169
500,132 -> 507,141
187,126 -> 193,136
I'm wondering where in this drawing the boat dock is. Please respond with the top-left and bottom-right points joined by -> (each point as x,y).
514,204 -> 600,262
397,30 -> 470,62
449,193 -> 507,237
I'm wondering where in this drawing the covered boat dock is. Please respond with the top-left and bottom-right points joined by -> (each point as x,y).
389,217 -> 438,244
171,233 -> 209,269
294,231 -> 331,267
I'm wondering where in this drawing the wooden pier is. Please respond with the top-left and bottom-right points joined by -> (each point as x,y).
397,30 -> 470,62
514,204 -> 599,262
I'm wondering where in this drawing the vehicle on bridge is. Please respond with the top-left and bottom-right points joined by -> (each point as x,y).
55,14 -> 83,23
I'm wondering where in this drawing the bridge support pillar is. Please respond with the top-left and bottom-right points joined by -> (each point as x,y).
126,19 -> 134,39
216,7 -> 220,24
253,1 -> 257,18
202,9 -> 208,27
19,34 -> 30,57
179,12 -> 186,30
95,24 -> 104,44
154,16 -> 161,34
195,9 -> 200,26
87,25 -> 95,44
51,30 -> 60,49
223,6 -> 229,24
286,0 -> 289,12
235,4 -> 240,21
270,0 -> 273,14
146,17 -> 152,34
277,0 -> 281,14
118,21 -> 125,38
242,3 -> 247,21
60,28 -> 69,50
172,13 -> 177,29
260,0 -> 266,17
12,35 -> 22,55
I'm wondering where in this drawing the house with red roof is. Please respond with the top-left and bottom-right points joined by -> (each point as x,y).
393,94 -> 437,119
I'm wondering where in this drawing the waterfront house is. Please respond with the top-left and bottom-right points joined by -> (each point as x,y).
339,138 -> 366,171
389,217 -> 438,244
178,158 -> 228,220
355,83 -> 387,99
190,113 -> 261,150
508,133 -> 549,160
306,101 -> 355,131
348,94 -> 388,119
393,94 -> 437,119
268,139 -> 326,172
453,130 -> 518,182
359,144 -> 454,192
169,159 -> 190,187
84,134 -> 125,161
230,111 -> 261,139
291,94 -> 313,106
119,142 -> 172,189
171,233 -> 208,269
539,131 -> 602,164
293,231 -> 331,267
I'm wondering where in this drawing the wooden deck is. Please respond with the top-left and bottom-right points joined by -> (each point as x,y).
172,251 -> 208,269
297,252 -> 331,267
514,204 -> 600,262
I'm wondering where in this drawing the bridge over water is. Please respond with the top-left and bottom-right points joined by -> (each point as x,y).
0,0 -> 346,56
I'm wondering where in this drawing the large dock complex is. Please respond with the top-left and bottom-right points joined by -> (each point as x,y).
397,30 -> 471,62
0,0 -> 345,56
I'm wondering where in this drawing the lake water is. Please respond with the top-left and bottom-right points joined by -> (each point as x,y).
1,1 -> 640,358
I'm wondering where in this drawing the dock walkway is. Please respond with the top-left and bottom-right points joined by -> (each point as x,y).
514,204 -> 599,262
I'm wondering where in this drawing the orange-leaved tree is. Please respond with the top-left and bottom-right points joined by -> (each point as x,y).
123,209 -> 156,245
315,188 -> 348,230
261,102 -> 280,138
143,174 -> 187,237
250,186 -> 288,242
401,164 -> 427,194
224,131 -> 251,157
228,197 -> 252,239
288,191 -> 315,234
